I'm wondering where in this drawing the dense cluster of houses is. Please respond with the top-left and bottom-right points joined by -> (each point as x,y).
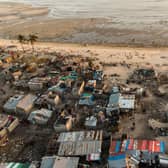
0,47 -> 168,168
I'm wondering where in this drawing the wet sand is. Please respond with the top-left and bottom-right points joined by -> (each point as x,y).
0,2 -> 168,47
0,2 -> 49,19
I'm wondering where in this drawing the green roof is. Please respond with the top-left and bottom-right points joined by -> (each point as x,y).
82,93 -> 92,97
60,76 -> 71,80
6,163 -> 30,168
60,75 -> 77,81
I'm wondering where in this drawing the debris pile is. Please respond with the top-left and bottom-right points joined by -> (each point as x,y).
0,45 -> 167,168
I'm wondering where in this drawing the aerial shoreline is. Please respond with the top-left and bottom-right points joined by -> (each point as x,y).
1,1 -> 168,166
1,38 -> 168,79
0,2 -> 168,47
1,38 -> 168,50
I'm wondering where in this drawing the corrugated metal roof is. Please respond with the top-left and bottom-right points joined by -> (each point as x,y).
109,139 -> 165,154
107,93 -> 120,108
57,131 -> 102,142
85,116 -> 97,127
1,163 -> 30,168
53,157 -> 79,168
40,156 -> 56,168
16,94 -> 37,113
119,95 -> 135,109
28,108 -> 53,124
57,131 -> 103,156
58,141 -> 102,156
108,153 -> 126,168
3,95 -> 24,113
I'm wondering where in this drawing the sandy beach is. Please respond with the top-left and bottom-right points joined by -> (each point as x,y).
0,2 -> 168,47
1,39 -> 168,81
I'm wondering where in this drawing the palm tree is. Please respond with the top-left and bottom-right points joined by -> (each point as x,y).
28,34 -> 38,52
17,34 -> 26,52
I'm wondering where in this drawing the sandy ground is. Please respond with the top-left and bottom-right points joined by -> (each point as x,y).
0,2 -> 168,47
0,2 -> 49,18
0,39 -> 168,160
0,39 -> 168,81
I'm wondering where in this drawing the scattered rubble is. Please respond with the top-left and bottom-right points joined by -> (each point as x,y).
0,45 -> 167,168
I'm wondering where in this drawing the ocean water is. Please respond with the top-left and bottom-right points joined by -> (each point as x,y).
1,0 -> 168,25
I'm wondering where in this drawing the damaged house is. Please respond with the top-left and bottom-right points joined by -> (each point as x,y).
48,81 -> 68,95
28,77 -> 51,91
16,94 -> 37,116
108,139 -> 165,168
119,94 -> 135,113
93,70 -> 104,81
28,108 -> 53,125
57,130 -> 103,161
40,156 -> 79,168
54,115 -> 73,132
79,93 -> 95,106
106,87 -> 135,115
85,116 -> 97,128
129,68 -> 157,84
3,94 -> 24,114
0,114 -> 19,146
106,87 -> 120,116
84,80 -> 96,92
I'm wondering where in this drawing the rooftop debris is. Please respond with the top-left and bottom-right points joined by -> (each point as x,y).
28,108 -> 53,125
0,44 -> 167,167
0,114 -> 19,146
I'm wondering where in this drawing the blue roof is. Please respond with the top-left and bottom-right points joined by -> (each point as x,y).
115,141 -> 121,153
108,154 -> 126,168
108,93 -> 120,107
160,141 -> 165,153
108,153 -> 126,161
40,157 -> 56,168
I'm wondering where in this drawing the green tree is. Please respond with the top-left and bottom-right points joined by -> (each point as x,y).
17,34 -> 26,52
28,34 -> 38,51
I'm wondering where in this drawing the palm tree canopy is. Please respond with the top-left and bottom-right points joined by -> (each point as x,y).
29,34 -> 38,44
17,34 -> 26,43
